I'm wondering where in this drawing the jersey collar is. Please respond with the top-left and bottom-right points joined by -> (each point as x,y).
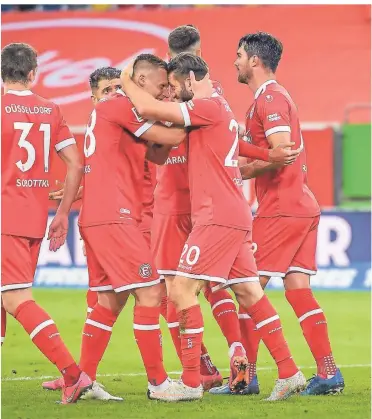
5,89 -> 33,96
254,80 -> 277,100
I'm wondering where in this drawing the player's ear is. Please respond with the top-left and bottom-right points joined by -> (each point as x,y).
91,94 -> 97,105
137,74 -> 146,88
196,47 -> 202,57
28,69 -> 37,84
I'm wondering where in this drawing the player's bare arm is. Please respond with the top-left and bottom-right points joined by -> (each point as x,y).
141,123 -> 186,146
121,67 -> 185,124
145,143 -> 173,165
49,181 -> 83,201
48,144 -> 83,251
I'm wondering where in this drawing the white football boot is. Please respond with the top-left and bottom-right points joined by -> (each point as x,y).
148,378 -> 203,402
80,381 -> 123,401
266,370 -> 306,401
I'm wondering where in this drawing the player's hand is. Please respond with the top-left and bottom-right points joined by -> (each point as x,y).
47,213 -> 69,252
49,180 -> 65,200
238,123 -> 245,138
268,142 -> 301,165
121,61 -> 135,81
190,71 -> 213,99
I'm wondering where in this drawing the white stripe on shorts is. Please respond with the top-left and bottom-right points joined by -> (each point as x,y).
175,271 -> 226,283
287,266 -> 317,275
1,282 -> 33,292
226,277 -> 260,287
115,277 -> 162,293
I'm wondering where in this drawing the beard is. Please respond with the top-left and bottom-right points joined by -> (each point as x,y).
180,85 -> 194,102
237,69 -> 252,84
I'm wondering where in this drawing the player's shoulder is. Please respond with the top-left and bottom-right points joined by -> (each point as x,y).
256,83 -> 291,108
96,90 -> 131,112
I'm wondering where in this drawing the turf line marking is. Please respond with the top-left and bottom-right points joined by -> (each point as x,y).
2,363 -> 370,382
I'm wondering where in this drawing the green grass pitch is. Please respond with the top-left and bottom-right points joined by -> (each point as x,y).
2,289 -> 370,419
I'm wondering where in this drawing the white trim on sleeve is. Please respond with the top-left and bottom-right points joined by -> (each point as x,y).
133,121 -> 155,138
55,137 -> 76,152
179,102 -> 191,127
265,126 -> 291,137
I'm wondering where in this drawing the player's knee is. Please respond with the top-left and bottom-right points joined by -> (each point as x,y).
97,290 -> 126,315
168,276 -> 199,308
134,283 -> 164,307
284,272 -> 311,290
2,289 -> 33,316
231,282 -> 264,308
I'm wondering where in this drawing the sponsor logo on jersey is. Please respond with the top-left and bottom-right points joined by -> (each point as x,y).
265,94 -> 273,103
267,113 -> 281,122
139,263 -> 152,279
119,208 -> 131,214
131,107 -> 144,122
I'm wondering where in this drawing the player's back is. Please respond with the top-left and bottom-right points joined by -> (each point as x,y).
183,93 -> 252,230
79,93 -> 148,227
249,81 -> 320,217
2,90 -> 75,238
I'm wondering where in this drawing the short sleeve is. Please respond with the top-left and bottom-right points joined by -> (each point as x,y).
257,93 -> 291,138
54,105 -> 76,152
104,95 -> 154,138
179,98 -> 221,127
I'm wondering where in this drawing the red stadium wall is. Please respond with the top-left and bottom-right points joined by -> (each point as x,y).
2,5 -> 370,209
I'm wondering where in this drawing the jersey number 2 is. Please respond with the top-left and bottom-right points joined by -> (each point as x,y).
14,122 -> 51,172
225,119 -> 239,167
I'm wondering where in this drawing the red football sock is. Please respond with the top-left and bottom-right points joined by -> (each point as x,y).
133,306 -> 168,386
79,303 -> 118,381
86,290 -> 98,317
14,300 -> 80,386
1,306 -> 6,346
166,300 -> 182,361
178,304 -> 204,388
160,295 -> 168,321
200,342 -> 217,376
204,286 -> 241,347
246,295 -> 298,379
238,306 -> 260,383
286,288 -> 337,378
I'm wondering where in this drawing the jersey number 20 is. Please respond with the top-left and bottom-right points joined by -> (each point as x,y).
14,122 -> 51,172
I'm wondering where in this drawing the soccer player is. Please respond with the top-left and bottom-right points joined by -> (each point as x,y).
235,32 -> 345,395
1,43 -> 91,404
74,54 -> 183,400
121,53 -> 306,401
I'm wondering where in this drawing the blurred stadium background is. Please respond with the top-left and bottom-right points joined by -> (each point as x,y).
2,3 -> 370,292
2,4 -> 371,418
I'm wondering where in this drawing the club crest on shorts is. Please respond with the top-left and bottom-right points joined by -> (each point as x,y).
139,263 -> 152,278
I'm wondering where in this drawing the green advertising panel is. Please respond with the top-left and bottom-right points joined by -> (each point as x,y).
342,124 -> 371,199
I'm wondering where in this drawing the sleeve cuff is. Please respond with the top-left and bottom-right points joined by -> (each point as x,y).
134,121 -> 155,137
55,137 -> 76,152
179,102 -> 191,127
265,126 -> 291,137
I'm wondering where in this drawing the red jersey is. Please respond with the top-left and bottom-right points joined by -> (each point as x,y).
1,89 -> 75,238
79,92 -> 154,227
153,81 -> 223,216
179,92 -> 252,230
245,80 -> 320,217
154,141 -> 190,215
140,160 -> 157,232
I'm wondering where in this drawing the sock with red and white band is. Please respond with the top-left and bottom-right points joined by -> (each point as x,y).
178,304 -> 204,388
204,286 -> 241,348
79,303 -> 118,381
86,289 -> 98,317
133,305 -> 168,388
1,306 -> 6,346
238,307 -> 260,383
200,342 -> 217,376
285,288 -> 337,378
165,299 -> 183,361
14,300 -> 80,386
246,295 -> 298,379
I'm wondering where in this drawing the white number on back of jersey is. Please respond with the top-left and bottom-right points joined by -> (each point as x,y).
84,109 -> 97,158
14,122 -> 51,172
225,119 -> 239,167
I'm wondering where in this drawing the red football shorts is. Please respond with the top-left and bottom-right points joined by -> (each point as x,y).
252,216 -> 320,278
141,230 -> 151,249
152,213 -> 192,276
80,223 -> 162,293
1,234 -> 42,292
175,225 -> 259,289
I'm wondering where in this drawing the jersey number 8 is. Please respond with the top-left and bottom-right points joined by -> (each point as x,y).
84,109 -> 97,158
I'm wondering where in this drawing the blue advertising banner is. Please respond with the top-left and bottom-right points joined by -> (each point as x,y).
35,210 -> 371,290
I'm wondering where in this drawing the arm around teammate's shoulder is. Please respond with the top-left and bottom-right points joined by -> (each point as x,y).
141,122 -> 186,147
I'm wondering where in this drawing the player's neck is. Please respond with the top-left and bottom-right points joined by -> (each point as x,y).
249,74 -> 276,97
3,82 -> 32,94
